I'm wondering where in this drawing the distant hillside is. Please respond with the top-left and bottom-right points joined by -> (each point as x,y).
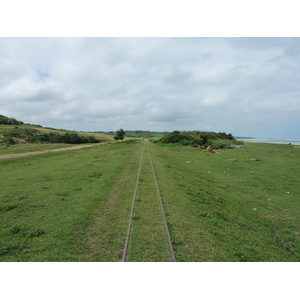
0,115 -> 112,145
96,130 -> 170,138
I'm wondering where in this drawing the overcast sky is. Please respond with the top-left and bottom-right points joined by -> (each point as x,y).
1,37 -> 300,137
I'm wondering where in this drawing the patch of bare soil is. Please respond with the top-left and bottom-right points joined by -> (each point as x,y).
0,144 -> 97,159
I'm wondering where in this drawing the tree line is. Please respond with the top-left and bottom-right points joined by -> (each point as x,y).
1,128 -> 100,145
0,115 -> 24,125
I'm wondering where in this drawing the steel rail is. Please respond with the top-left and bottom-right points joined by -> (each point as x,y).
121,142 -> 146,262
122,140 -> 176,262
147,141 -> 176,262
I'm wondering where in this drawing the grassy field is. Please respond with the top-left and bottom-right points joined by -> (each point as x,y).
0,141 -> 142,261
149,141 -> 300,261
0,140 -> 299,261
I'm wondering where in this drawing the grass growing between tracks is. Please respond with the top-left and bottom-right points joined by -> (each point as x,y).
0,141 -> 142,261
148,142 -> 300,262
126,143 -> 172,262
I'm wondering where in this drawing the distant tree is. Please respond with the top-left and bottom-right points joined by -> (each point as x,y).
114,128 -> 126,141
227,133 -> 234,140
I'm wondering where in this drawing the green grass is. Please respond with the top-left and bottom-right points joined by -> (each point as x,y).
0,141 -> 142,261
148,142 -> 300,261
0,140 -> 299,261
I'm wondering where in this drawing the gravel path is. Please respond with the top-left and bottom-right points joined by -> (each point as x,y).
0,144 -> 98,159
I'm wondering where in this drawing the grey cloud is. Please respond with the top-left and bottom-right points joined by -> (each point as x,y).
283,38 -> 300,57
228,37 -> 284,49
1,37 -> 300,137
163,69 -> 193,84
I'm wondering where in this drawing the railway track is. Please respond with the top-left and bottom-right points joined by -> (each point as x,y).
122,140 -> 176,262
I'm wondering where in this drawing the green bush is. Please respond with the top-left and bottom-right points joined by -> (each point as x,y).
0,115 -> 24,125
2,136 -> 18,145
34,132 -> 100,144
1,130 -> 100,145
158,130 -> 239,149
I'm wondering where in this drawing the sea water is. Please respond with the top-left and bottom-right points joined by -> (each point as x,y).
236,137 -> 300,145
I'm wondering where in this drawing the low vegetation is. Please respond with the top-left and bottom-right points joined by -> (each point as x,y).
157,130 -> 243,149
0,115 -> 107,145
1,128 -> 100,145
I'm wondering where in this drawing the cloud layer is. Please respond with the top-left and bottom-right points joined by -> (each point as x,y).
1,37 -> 300,137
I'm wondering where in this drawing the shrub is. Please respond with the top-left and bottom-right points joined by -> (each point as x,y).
158,130 -> 239,149
114,129 -> 126,141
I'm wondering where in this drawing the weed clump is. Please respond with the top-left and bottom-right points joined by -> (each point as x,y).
0,204 -> 18,212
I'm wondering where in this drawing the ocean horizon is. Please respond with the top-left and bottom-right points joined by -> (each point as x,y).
236,137 -> 300,145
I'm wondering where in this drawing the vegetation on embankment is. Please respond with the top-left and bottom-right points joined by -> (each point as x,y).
157,130 -> 243,149
0,115 -> 112,145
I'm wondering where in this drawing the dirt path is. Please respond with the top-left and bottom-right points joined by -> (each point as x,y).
0,144 -> 99,159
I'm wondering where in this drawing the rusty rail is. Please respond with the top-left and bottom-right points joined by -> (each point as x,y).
122,142 -> 145,262
147,142 -> 176,262
270,228 -> 294,254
